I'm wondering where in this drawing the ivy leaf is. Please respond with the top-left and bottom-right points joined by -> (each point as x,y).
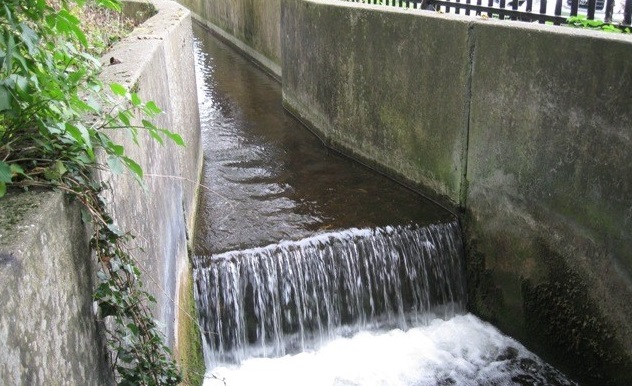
0,85 -> 11,112
0,161 -> 12,183
0,182 -> 5,198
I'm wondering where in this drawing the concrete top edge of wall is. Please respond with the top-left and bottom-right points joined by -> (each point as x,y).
99,0 -> 191,88
309,0 -> 632,44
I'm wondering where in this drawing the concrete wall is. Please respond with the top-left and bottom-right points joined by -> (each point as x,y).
282,3 -> 632,384
0,0 -> 202,384
182,0 -> 632,384
176,0 -> 282,79
466,21 -> 632,385
0,192 -> 113,385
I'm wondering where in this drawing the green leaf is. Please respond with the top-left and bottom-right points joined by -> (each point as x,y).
110,144 -> 125,156
4,32 -> 15,72
0,182 -> 5,198
0,85 -> 11,111
81,208 -> 92,224
164,130 -> 185,147
0,161 -> 12,183
145,100 -> 162,115
96,0 -> 122,12
110,83 -> 127,97
141,119 -> 157,131
122,157 -> 143,179
130,93 -> 141,107
65,123 -> 92,150
107,155 -> 125,175
147,128 -> 164,145
118,110 -> 131,126
19,23 -> 39,55
54,161 -> 67,177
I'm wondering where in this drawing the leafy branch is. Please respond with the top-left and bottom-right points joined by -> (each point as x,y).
1,0 -> 185,384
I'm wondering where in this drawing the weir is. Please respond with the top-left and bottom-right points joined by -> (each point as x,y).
190,22 -> 578,385
193,221 -> 465,364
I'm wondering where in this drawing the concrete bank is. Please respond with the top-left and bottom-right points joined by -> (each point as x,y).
180,0 -> 632,384
0,0 -> 202,384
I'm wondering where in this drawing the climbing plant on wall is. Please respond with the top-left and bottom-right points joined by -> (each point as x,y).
0,0 -> 183,384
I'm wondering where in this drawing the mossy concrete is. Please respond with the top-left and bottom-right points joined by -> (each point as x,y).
282,0 -> 470,205
466,20 -> 632,385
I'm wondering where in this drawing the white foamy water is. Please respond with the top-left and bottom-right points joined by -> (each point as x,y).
202,313 -> 576,386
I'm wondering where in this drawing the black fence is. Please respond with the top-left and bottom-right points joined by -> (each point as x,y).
347,0 -> 632,26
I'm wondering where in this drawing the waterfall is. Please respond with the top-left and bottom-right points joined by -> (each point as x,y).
193,221 -> 466,364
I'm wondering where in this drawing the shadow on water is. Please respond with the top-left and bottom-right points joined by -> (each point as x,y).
191,22 -> 453,256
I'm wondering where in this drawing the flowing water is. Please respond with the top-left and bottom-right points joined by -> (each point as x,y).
191,22 -> 577,386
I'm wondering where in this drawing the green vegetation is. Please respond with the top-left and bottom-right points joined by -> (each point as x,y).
0,0 -> 186,384
567,15 -> 632,33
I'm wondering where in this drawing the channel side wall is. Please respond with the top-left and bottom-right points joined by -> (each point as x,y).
176,0 -> 282,79
0,1 -> 202,384
466,21 -> 632,385
282,0 -> 470,206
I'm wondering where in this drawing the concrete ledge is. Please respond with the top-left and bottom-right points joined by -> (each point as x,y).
98,0 -> 202,351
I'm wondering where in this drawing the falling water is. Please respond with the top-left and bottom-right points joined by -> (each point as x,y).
194,222 -> 465,364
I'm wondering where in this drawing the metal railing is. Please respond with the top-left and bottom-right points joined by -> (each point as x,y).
347,0 -> 632,26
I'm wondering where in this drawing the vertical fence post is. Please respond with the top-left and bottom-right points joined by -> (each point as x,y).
554,0 -> 563,24
587,0 -> 597,19
605,0 -> 614,22
569,0 -> 579,16
539,0 -> 548,22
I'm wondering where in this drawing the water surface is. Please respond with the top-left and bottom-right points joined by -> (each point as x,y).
192,22 -> 453,256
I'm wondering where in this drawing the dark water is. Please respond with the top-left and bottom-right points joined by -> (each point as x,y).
191,23 -> 453,256
191,22 -> 577,386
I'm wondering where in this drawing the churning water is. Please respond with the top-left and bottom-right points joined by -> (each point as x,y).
191,22 -> 577,386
